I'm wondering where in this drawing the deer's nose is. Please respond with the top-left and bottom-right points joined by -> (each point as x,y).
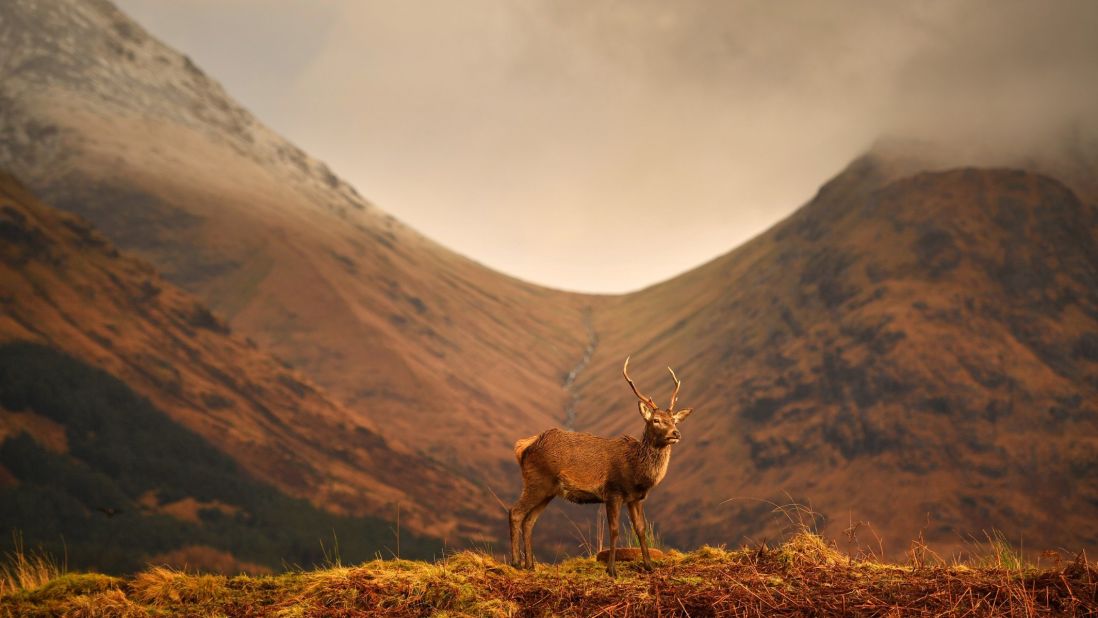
671,429 -> 681,439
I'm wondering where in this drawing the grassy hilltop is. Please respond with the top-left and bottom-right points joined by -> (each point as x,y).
2,533 -> 1095,617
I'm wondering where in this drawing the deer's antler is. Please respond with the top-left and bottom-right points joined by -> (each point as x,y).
623,356 -> 659,410
667,366 -> 682,411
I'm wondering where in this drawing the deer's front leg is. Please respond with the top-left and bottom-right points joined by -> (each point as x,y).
627,500 -> 654,571
605,495 -> 623,577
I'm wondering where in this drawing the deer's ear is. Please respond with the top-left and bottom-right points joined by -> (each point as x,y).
672,408 -> 693,422
638,401 -> 655,421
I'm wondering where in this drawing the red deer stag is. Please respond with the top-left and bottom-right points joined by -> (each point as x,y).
509,357 -> 694,577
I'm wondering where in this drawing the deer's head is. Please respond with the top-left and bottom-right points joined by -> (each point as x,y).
623,356 -> 694,447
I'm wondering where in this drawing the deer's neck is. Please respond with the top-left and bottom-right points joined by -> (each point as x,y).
637,432 -> 673,487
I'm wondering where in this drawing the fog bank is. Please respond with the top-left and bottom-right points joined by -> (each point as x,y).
114,0 -> 1098,292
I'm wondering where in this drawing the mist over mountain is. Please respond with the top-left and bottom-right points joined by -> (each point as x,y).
0,0 -> 1095,567
113,0 -> 1098,293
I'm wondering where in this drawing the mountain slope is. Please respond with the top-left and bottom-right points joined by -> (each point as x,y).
2,0 -> 1097,562
0,0 -> 594,497
0,341 -> 443,572
0,171 -> 495,545
574,158 -> 1098,556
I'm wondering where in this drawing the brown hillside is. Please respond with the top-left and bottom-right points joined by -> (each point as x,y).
0,0 -> 594,500
576,158 -> 1098,557
3,0 -> 1097,561
0,171 -> 495,540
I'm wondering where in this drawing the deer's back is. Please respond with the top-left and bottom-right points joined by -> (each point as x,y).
521,428 -> 636,496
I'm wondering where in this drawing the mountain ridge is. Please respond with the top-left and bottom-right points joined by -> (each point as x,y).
0,0 -> 597,501
572,158 -> 1098,556
1,0 -> 1096,562
0,170 -> 496,543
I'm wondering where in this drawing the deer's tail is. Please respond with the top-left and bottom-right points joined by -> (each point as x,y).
513,434 -> 539,465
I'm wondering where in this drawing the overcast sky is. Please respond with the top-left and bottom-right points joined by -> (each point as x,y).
113,0 -> 1098,293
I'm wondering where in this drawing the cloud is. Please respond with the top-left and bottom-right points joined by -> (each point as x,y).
113,0 -> 1098,292
519,0 -> 1098,154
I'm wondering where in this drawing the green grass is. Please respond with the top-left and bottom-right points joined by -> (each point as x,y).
979,530 -> 1028,571
2,533 -> 1094,617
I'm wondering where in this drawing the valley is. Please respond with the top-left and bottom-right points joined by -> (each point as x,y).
0,0 -> 1095,569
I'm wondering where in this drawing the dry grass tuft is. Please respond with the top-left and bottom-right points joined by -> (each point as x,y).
4,535 -> 1097,616
442,549 -> 512,576
673,544 -> 731,565
778,531 -> 846,567
64,589 -> 147,618
23,573 -> 122,601
275,553 -> 514,617
130,565 -> 226,606
0,535 -> 63,596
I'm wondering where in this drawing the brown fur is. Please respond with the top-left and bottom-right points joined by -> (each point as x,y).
513,435 -> 538,465
509,387 -> 693,577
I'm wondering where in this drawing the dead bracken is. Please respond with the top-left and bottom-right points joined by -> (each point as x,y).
2,533 -> 1095,617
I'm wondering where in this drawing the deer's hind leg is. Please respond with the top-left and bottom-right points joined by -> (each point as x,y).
521,495 -> 554,569
605,495 -> 623,577
509,483 -> 554,569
